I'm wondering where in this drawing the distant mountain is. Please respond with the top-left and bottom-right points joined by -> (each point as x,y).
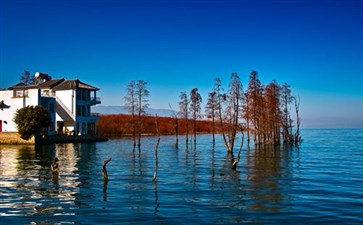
92,105 -> 174,117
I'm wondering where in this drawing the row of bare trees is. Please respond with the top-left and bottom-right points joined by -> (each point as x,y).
243,71 -> 302,146
179,71 -> 302,153
124,71 -> 302,150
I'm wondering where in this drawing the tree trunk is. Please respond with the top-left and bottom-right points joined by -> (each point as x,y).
153,115 -> 160,182
212,109 -> 215,144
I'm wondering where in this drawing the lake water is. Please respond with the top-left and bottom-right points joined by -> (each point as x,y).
1,129 -> 363,224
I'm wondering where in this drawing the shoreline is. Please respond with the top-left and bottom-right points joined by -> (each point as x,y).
0,132 -> 108,145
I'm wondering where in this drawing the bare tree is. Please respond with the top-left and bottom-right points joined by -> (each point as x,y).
125,81 -> 137,146
215,74 -> 244,154
246,71 -> 264,145
169,104 -> 179,147
153,114 -> 160,182
214,78 -> 230,151
179,91 -> 189,143
264,81 -> 281,145
243,90 -> 251,145
190,88 -> 202,144
20,70 -> 33,85
205,91 -> 218,144
294,95 -> 302,145
135,80 -> 149,147
225,73 -> 244,153
280,83 -> 294,144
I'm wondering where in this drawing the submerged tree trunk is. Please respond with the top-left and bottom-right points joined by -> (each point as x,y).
169,104 -> 179,147
138,93 -> 142,147
218,95 -> 231,152
212,109 -> 215,144
232,130 -> 244,170
153,115 -> 160,182
294,96 -> 302,145
102,158 -> 112,181
175,119 -> 179,147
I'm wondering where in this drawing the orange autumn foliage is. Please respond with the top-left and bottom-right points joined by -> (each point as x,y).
97,114 -> 214,137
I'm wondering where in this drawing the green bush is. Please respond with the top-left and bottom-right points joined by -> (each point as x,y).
13,105 -> 51,140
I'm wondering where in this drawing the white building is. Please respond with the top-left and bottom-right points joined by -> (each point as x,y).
0,75 -> 101,136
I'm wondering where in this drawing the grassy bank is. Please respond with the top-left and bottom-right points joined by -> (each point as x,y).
0,132 -> 35,145
0,132 -> 108,145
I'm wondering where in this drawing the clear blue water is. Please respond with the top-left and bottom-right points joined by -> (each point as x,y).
1,129 -> 363,224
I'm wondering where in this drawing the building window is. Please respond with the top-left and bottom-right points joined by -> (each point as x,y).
49,103 -> 55,113
50,121 -> 54,131
82,105 -> 86,116
88,123 -> 95,135
86,90 -> 90,100
82,90 -> 86,100
77,105 -> 81,116
82,123 -> 86,135
14,90 -> 28,97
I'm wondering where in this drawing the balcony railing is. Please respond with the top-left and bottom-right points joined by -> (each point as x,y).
90,97 -> 101,105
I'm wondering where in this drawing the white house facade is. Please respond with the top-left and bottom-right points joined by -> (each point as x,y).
0,74 -> 101,136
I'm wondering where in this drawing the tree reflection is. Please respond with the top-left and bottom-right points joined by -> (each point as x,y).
103,179 -> 108,202
246,144 -> 294,211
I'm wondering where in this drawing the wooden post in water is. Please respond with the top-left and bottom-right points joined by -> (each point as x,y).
51,157 -> 60,182
51,157 -> 59,173
102,158 -> 112,181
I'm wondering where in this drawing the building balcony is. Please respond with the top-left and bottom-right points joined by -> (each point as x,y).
90,97 -> 101,105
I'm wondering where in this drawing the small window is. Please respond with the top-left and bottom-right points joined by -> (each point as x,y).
50,121 -> 54,131
14,90 -> 28,97
88,123 -> 95,135
82,105 -> 86,116
49,103 -> 55,113
77,105 -> 81,116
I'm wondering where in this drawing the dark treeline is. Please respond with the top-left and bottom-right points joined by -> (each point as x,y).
97,114 -> 213,137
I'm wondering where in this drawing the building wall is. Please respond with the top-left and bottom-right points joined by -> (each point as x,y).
55,89 -> 75,114
55,89 -> 75,134
0,89 -> 57,134
0,90 -> 16,132
0,89 -> 41,132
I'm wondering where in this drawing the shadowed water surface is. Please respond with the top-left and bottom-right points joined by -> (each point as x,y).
0,129 -> 362,224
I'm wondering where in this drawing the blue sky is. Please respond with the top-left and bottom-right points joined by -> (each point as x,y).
1,0 -> 362,128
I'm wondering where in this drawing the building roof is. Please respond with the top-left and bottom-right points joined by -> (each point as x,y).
6,78 -> 99,91
36,78 -> 65,89
52,79 -> 100,91
8,82 -> 36,90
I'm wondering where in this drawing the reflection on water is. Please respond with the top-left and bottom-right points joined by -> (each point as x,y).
0,130 -> 363,224
246,145 -> 296,211
0,144 -> 91,218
